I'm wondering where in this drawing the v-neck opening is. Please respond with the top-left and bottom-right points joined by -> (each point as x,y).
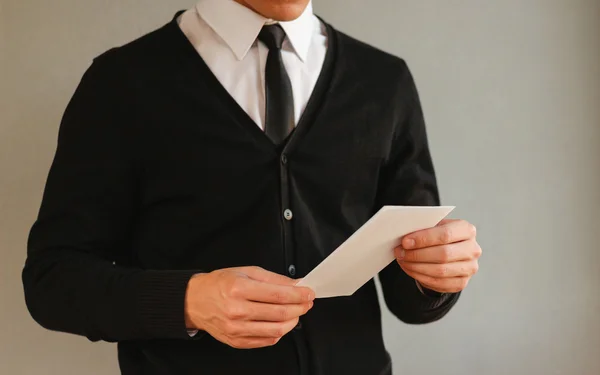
166,12 -> 338,154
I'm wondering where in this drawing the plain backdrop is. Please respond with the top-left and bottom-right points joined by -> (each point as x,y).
1,0 -> 599,374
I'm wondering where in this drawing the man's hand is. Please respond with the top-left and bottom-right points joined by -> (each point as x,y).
184,266 -> 314,349
395,219 -> 481,294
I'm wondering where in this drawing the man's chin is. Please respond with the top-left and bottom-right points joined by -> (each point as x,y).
236,0 -> 310,22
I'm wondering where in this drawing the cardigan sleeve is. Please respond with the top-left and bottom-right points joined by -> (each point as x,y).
375,60 -> 460,324
22,54 -> 199,342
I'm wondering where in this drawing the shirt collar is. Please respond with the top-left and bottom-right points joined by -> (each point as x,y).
195,0 -> 315,62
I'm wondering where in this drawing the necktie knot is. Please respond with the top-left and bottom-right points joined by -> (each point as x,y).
258,24 -> 286,50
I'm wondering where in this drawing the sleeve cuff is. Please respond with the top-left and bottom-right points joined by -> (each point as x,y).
415,280 -> 445,298
135,270 -> 200,339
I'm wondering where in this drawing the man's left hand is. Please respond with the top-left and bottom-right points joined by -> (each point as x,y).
395,219 -> 481,294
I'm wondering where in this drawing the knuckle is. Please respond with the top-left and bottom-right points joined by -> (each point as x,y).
223,320 -> 240,336
272,326 -> 285,338
441,227 -> 453,244
224,304 -> 244,320
277,306 -> 289,321
405,248 -> 418,262
474,243 -> 483,258
303,289 -> 314,302
229,284 -> 242,299
223,303 -> 235,318
415,236 -> 428,249
457,278 -> 469,291
250,266 -> 265,273
305,302 -> 313,313
271,291 -> 285,303
469,223 -> 477,237
436,265 -> 449,277
228,278 -> 246,298
422,275 -> 437,286
229,339 -> 246,349
222,320 -> 234,333
428,277 -> 442,288
471,261 -> 479,275
269,337 -> 281,346
440,245 -> 453,262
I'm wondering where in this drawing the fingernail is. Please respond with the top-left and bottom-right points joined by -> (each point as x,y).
398,248 -> 405,260
405,239 -> 415,249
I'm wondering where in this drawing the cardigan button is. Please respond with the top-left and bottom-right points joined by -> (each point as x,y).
281,154 -> 288,165
283,209 -> 293,221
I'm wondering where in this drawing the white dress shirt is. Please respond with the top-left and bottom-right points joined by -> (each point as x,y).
178,0 -> 328,130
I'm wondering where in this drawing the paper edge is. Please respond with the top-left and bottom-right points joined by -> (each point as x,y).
297,205 -> 456,292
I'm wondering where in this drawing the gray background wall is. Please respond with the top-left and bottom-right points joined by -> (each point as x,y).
1,0 -> 599,374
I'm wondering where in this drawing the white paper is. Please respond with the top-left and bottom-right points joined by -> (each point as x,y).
296,205 -> 455,298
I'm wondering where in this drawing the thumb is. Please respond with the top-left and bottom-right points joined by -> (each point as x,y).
240,266 -> 296,286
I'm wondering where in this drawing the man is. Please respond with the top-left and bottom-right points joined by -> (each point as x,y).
22,0 -> 481,374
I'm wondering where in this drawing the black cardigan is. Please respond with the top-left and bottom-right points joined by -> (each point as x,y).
23,12 -> 459,375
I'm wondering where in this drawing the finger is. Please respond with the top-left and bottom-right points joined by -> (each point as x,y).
402,268 -> 470,294
244,301 -> 313,322
437,218 -> 461,225
402,220 -> 476,249
226,318 -> 299,339
241,279 -> 315,304
396,239 -> 480,263
222,300 -> 313,322
400,260 -> 478,278
240,266 -> 298,286
225,336 -> 282,350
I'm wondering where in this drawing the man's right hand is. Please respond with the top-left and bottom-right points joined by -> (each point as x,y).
184,266 -> 315,349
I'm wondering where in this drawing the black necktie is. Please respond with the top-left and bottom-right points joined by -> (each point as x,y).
258,24 -> 294,145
